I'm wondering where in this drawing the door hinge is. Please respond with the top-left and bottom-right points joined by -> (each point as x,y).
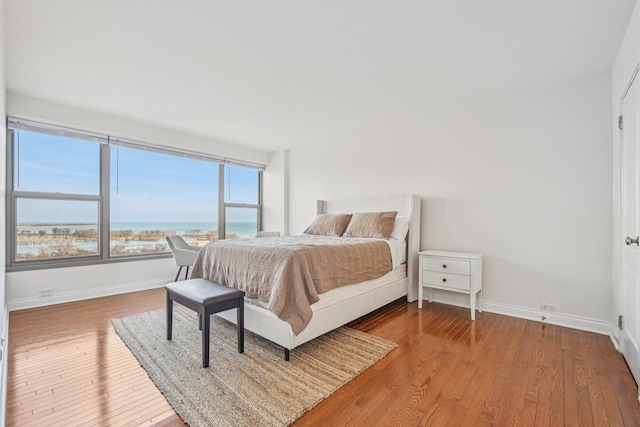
619,115 -> 624,130
619,315 -> 624,329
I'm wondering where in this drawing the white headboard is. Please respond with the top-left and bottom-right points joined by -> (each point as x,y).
316,194 -> 421,302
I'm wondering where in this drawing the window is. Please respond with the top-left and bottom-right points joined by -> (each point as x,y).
109,145 -> 219,256
10,128 -> 103,263
7,118 -> 264,269
14,130 -> 100,195
224,207 -> 259,239
16,199 -> 100,261
222,165 -> 261,239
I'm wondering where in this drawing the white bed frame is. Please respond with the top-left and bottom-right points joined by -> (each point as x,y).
216,194 -> 421,359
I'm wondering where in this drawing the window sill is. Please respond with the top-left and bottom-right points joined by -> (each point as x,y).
6,253 -> 174,273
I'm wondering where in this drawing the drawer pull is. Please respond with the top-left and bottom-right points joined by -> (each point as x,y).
443,264 -> 447,268
442,278 -> 447,282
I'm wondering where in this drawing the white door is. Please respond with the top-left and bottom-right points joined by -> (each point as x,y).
620,66 -> 640,393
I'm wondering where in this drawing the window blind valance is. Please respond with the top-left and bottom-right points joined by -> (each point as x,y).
8,117 -> 108,144
8,117 -> 266,171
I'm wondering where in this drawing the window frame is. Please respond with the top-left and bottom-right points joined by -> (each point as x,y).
6,119 -> 265,271
218,164 -> 263,239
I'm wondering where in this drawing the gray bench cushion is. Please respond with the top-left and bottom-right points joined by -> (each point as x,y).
166,278 -> 244,305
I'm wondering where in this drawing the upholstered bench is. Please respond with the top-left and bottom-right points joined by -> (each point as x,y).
166,278 -> 245,368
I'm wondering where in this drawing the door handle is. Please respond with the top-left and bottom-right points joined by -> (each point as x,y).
625,236 -> 639,246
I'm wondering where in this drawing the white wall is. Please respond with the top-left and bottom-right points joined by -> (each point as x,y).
0,0 -> 7,422
5,94 -> 276,310
612,2 -> 640,340
6,260 -> 175,309
289,72 -> 613,327
262,150 -> 289,236
0,0 -> 6,324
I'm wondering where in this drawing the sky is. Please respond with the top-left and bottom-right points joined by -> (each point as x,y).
15,130 -> 259,224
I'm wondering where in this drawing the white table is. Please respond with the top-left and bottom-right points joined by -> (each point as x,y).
418,250 -> 483,320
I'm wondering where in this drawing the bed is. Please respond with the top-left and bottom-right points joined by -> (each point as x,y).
192,194 -> 421,359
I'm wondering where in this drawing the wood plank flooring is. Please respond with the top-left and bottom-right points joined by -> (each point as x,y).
6,288 -> 640,426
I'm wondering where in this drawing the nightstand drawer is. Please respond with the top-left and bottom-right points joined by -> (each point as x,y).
423,258 -> 470,276
422,271 -> 471,291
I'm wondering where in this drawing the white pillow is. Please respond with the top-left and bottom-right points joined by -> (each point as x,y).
390,216 -> 410,240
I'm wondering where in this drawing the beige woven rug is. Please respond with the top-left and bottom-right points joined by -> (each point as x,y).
112,305 -> 396,427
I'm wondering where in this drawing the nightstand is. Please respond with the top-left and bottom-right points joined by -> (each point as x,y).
418,250 -> 483,320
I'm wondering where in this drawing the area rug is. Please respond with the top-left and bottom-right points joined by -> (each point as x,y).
112,305 -> 396,427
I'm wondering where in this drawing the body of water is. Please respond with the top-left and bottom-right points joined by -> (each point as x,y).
16,221 -> 259,256
18,221 -> 258,236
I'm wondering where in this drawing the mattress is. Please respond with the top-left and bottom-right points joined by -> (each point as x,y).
311,264 -> 407,311
247,264 -> 407,311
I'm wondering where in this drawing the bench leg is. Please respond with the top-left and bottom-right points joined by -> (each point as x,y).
237,301 -> 244,354
166,293 -> 173,340
202,312 -> 210,368
284,348 -> 290,361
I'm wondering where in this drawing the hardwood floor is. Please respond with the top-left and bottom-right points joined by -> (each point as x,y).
7,288 -> 640,426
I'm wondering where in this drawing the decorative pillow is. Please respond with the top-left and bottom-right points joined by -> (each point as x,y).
391,216 -> 410,240
304,213 -> 353,237
343,211 -> 398,239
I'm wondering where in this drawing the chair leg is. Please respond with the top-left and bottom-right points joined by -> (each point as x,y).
174,266 -> 183,282
185,266 -> 190,280
166,293 -> 173,340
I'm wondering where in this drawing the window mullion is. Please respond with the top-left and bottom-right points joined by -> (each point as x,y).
258,170 -> 263,232
224,202 -> 260,209
12,192 -> 101,202
6,129 -> 16,267
218,163 -> 226,239
101,144 -> 110,258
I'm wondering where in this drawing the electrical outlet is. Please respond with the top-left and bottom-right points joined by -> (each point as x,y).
541,303 -> 556,312
38,288 -> 53,299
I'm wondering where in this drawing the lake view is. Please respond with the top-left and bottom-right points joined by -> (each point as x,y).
16,221 -> 258,260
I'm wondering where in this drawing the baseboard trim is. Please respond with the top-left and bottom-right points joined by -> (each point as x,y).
424,290 -> 612,336
7,278 -> 172,311
6,278 -> 614,334
609,324 -> 621,351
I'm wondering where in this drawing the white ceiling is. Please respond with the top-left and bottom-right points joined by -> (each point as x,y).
5,0 -> 637,152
